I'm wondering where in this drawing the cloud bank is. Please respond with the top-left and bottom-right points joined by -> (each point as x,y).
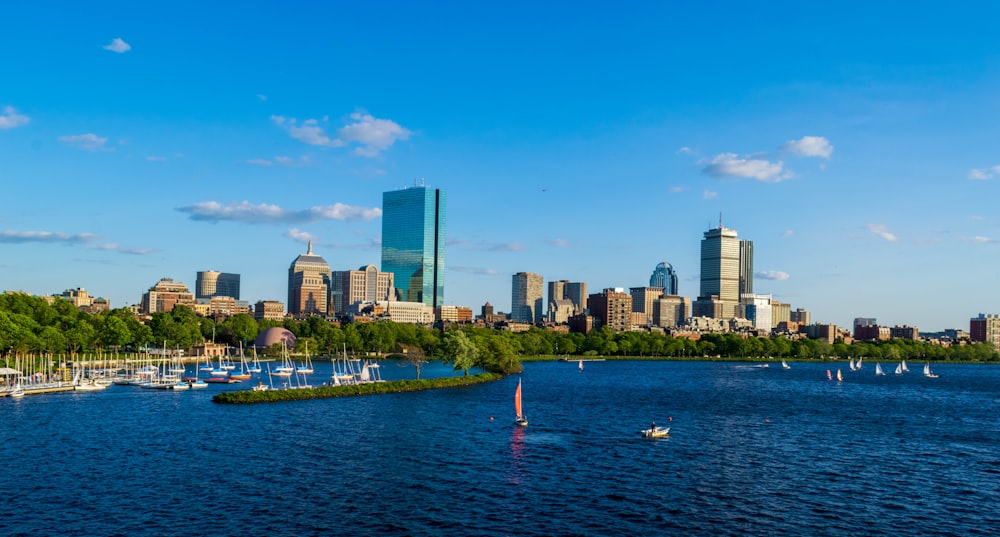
103,37 -> 131,53
0,106 -> 30,129
271,111 -> 411,157
783,136 -> 834,158
177,200 -> 382,224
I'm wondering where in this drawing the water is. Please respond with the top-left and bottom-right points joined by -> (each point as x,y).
2,360 -> 998,536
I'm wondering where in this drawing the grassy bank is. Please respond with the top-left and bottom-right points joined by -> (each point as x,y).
212,372 -> 503,404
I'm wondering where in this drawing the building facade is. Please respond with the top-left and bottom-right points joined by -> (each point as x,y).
141,278 -> 196,314
652,294 -> 690,328
741,293 -> 773,332
381,184 -> 446,307
738,239 -> 754,297
331,265 -> 394,315
511,272 -> 544,323
970,313 -> 1000,348
790,308 -> 811,325
254,300 -> 285,321
195,271 -> 241,299
649,262 -> 679,295
287,241 -> 331,317
587,288 -> 633,332
698,225 -> 742,318
629,286 -> 664,326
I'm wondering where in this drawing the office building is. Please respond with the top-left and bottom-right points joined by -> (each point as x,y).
287,241 -> 331,317
254,300 -> 285,321
738,240 -> 753,297
741,293 -> 772,332
630,286 -> 664,326
698,224 -> 743,318
381,184 -> 446,307
790,308 -> 811,325
195,271 -> 241,300
652,295 -> 690,328
547,279 -> 587,320
331,265 -> 395,315
141,277 -> 196,314
649,262 -> 679,295
511,272 -> 544,323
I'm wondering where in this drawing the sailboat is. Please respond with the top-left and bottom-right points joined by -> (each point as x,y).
296,342 -> 314,374
247,348 -> 262,373
894,362 -> 903,375
781,359 -> 791,370
578,360 -> 584,371
923,363 -> 939,378
836,369 -> 843,383
856,357 -> 863,370
901,360 -> 910,373
229,343 -> 252,381
826,370 -> 832,381
875,363 -> 885,376
849,358 -> 857,372
514,378 -> 528,427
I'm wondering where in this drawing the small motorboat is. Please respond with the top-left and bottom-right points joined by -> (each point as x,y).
640,426 -> 670,439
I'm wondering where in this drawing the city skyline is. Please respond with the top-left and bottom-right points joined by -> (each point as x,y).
3,3 -> 1000,331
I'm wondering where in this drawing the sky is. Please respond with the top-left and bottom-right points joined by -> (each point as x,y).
3,1 -> 1000,332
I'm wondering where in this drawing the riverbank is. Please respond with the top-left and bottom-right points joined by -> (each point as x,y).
212,372 -> 503,404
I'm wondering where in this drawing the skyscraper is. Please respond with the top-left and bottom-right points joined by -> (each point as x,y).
698,223 -> 751,319
195,270 -> 241,299
511,272 -> 544,323
287,241 -> 331,317
649,262 -> 678,295
381,184 -> 446,307
331,265 -> 394,314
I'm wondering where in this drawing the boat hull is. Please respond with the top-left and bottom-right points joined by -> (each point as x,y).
641,427 -> 670,438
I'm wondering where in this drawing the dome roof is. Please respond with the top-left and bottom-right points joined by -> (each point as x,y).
254,327 -> 296,349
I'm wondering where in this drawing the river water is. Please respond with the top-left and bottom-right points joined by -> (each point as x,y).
1,360 -> 997,536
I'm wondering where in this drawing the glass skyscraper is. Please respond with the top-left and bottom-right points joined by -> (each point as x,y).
649,262 -> 678,295
381,185 -> 446,307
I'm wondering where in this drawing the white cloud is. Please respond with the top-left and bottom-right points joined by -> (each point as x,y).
676,146 -> 694,155
256,94 -> 268,101
783,136 -> 833,159
970,236 -> 998,244
0,230 -> 98,244
146,156 -> 167,162
548,238 -> 570,248
59,133 -> 111,151
103,37 -> 131,53
866,224 -> 899,242
450,266 -> 500,275
286,228 -> 318,244
967,166 -> 1000,180
247,155 -> 306,167
703,189 -> 718,200
756,270 -> 790,281
0,230 -> 150,254
177,200 -> 382,224
272,111 -> 412,157
702,153 -> 791,182
783,229 -> 795,237
668,186 -> 687,193
0,106 -> 30,129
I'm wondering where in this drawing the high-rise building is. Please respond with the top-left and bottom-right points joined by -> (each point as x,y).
511,272 -> 544,323
649,262 -> 679,295
741,293 -> 772,332
547,279 -> 587,319
331,265 -> 394,315
652,295 -> 690,328
629,286 -> 664,326
254,300 -> 285,321
970,313 -> 1000,348
698,224 -> 742,318
287,241 -> 331,317
739,240 -> 753,297
381,184 -> 446,307
587,288 -> 633,332
195,271 -> 241,299
790,308 -> 811,325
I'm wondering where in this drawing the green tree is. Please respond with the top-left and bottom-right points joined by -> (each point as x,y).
442,330 -> 478,375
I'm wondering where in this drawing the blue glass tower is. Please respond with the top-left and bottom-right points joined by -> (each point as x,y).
649,262 -> 678,295
381,185 -> 446,307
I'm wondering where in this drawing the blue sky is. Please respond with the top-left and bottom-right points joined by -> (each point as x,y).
3,2 -> 1000,331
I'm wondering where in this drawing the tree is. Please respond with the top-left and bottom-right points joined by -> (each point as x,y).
400,344 -> 428,379
442,330 -> 478,375
98,316 -> 131,352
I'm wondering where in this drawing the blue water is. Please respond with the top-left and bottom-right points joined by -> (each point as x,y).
2,360 -> 998,536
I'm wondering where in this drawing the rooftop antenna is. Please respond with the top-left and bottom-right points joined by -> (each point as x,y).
719,212 -> 723,229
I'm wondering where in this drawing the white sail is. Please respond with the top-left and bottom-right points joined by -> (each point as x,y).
849,358 -> 856,372
856,357 -> 863,369
895,363 -> 903,375
782,359 -> 790,370
875,363 -> 885,376
901,360 -> 909,372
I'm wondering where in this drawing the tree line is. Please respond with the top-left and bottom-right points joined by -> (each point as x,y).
2,293 -> 996,369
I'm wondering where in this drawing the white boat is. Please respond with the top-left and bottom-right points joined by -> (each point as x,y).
188,379 -> 208,389
856,357 -> 863,370
296,342 -> 314,374
894,362 -> 903,375
875,363 -> 885,376
514,378 -> 528,427
578,360 -> 584,371
849,358 -> 857,372
923,363 -> 939,378
641,425 -> 670,438
837,369 -> 843,382
901,360 -> 910,373
247,348 -> 262,373
781,359 -> 791,370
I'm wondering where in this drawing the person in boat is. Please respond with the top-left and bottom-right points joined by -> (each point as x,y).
651,422 -> 656,432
